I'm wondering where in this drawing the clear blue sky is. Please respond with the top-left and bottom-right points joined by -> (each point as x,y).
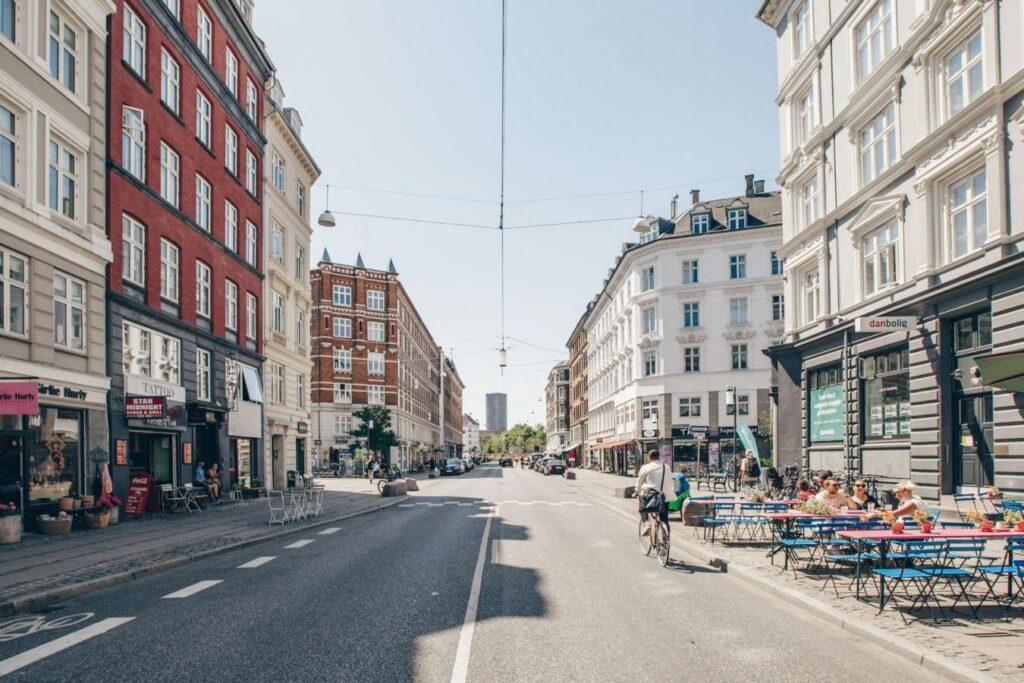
254,0 -> 779,428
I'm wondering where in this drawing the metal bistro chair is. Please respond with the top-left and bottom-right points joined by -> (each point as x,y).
267,490 -> 290,525
701,501 -> 735,544
312,486 -> 325,517
976,539 -> 1024,614
160,483 -> 190,513
181,483 -> 205,512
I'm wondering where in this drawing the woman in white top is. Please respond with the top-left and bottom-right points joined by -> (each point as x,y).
864,480 -> 929,520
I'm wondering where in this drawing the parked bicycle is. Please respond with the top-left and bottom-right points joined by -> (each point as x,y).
376,466 -> 402,494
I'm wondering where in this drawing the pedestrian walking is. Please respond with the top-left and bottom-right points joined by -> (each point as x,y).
739,450 -> 760,487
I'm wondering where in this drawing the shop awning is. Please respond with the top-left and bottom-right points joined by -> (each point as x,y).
975,351 -> 1024,393
594,438 -> 635,450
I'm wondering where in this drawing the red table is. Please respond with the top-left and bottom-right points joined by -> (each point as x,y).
764,512 -> 860,521
839,528 -> 1024,541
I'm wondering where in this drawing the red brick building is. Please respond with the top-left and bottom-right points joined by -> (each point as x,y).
106,0 -> 273,499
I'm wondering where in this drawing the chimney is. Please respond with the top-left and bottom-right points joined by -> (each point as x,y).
754,179 -> 765,194
689,189 -> 700,205
745,174 -> 755,197
670,194 -> 678,218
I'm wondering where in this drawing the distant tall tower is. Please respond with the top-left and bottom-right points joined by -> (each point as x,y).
485,393 -> 508,432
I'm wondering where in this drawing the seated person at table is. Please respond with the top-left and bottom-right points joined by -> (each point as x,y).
814,478 -> 850,508
863,480 -> 929,521
847,480 -> 878,510
205,462 -> 221,500
813,469 -> 833,493
796,480 -> 814,501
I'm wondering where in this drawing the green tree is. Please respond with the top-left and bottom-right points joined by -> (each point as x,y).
350,405 -> 398,466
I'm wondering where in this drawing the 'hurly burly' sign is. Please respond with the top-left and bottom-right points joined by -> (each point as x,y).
809,385 -> 844,443
0,381 -> 40,415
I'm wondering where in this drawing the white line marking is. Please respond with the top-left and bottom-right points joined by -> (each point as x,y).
450,506 -> 495,683
398,504 -> 415,508
237,556 -> 276,569
284,539 -> 314,549
491,539 -> 501,565
318,527 -> 341,535
162,580 -> 222,599
457,503 -> 473,507
0,617 -> 134,676
443,501 -> 458,505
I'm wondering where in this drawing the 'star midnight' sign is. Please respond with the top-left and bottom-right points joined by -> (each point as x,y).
125,396 -> 167,419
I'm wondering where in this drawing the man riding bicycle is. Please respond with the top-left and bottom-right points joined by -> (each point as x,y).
635,450 -> 676,528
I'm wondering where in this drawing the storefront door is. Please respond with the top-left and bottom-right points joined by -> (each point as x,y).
295,438 -> 306,476
128,432 -> 177,487
0,431 -> 24,515
954,394 -> 994,492
271,435 -> 284,489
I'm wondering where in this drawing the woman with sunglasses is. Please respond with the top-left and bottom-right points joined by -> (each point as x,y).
847,480 -> 877,510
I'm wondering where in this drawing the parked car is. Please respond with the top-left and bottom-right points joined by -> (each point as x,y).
544,458 -> 565,475
462,458 -> 474,471
443,458 -> 463,475
499,457 -> 513,467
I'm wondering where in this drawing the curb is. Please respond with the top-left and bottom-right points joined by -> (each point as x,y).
0,495 -> 404,618
565,475 -> 997,683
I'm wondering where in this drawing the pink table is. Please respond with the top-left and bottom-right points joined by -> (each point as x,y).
764,512 -> 860,521
839,528 -> 1024,542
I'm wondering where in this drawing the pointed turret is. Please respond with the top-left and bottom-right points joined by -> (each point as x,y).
356,252 -> 365,269
320,248 -> 331,264
388,259 -> 397,274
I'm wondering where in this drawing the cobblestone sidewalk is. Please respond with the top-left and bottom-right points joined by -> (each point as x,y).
567,468 -> 1024,681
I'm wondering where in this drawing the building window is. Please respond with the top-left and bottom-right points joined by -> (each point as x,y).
641,306 -> 656,334
690,213 -> 709,234
335,415 -> 352,434
123,5 -> 146,76
856,0 -> 894,82
225,280 -> 238,331
793,1 -> 810,58
47,140 -> 77,219
802,268 -> 820,324
122,107 -> 145,181
122,321 -> 180,383
729,254 -> 746,279
862,348 -> 909,439
682,259 -> 699,284
270,222 -> 283,262
224,201 -> 237,252
160,238 -> 179,302
1,0 -> 14,41
953,311 -> 992,352
368,352 -> 385,375
224,49 -> 238,96
51,272 -> 84,351
368,385 -> 385,405
272,291 -> 284,333
333,285 -> 351,306
860,104 -> 897,186
0,104 -> 13,187
946,32 -> 983,117
862,220 -> 899,296
334,383 -> 352,403
295,308 -> 305,346
224,126 -> 237,175
122,215 -> 145,286
368,321 -> 385,342
246,292 -> 257,339
947,167 -> 987,260
294,245 -> 305,282
246,150 -> 258,195
48,11 -> 77,93
727,208 -> 747,230
682,302 -> 699,328
367,290 -> 385,311
196,348 -> 211,401
296,183 -> 305,217
196,90 -> 211,147
160,142 -> 179,207
0,247 -> 26,335
193,261 -> 212,320
683,347 -> 700,373
334,348 -> 351,372
245,221 -> 257,266
731,343 -> 749,370
800,177 -> 819,227
272,151 -> 285,191
772,294 -> 785,321
642,350 -> 657,377
770,250 -> 781,275
640,265 -> 655,291
246,79 -> 258,120
727,394 -> 750,417
678,397 -> 701,418
333,317 -> 352,338
196,5 -> 212,60
729,297 -> 748,325
296,372 -> 306,408
796,86 -> 815,144
195,174 -> 211,231
160,49 -> 179,114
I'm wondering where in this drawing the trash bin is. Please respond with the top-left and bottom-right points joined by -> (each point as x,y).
287,470 -> 296,489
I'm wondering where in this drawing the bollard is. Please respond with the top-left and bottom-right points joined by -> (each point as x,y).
404,478 -> 419,491
381,481 -> 408,497
613,486 -> 636,498
564,471 -> 576,480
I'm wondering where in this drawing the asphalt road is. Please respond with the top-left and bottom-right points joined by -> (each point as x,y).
0,464 -> 940,682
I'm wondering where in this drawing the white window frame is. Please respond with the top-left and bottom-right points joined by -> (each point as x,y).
196,348 -> 211,402
245,221 -> 257,266
792,1 -> 811,60
122,321 -> 180,383
641,306 -> 656,335
944,31 -> 984,119
368,321 -> 385,342
859,104 -> 897,186
294,245 -> 305,282
160,142 -> 179,207
272,150 -> 285,191
0,246 -> 27,336
334,382 -> 352,403
246,150 -> 257,195
160,49 -> 180,114
123,5 -> 146,76
224,125 -> 238,175
0,103 -> 14,188
121,106 -> 145,181
682,259 -> 699,284
272,290 -> 285,333
800,176 -> 820,228
333,317 -> 352,338
53,271 -> 85,351
47,139 -> 78,220
224,48 -> 238,96
195,174 -> 211,231
224,201 -> 237,252
642,350 -> 657,377
731,343 -> 749,371
368,385 -> 385,406
368,352 -> 385,375
729,297 -> 749,325
270,222 -> 283,263
727,208 -> 747,229
296,372 -> 306,409
196,5 -> 212,60
246,292 -> 257,339
48,10 -> 78,94
334,348 -> 351,372
195,260 -> 211,318
295,307 -> 305,346
796,85 -> 815,145
296,183 -> 305,217
802,267 -> 821,325
690,213 -> 709,234
367,290 -> 385,311
160,238 -> 179,302
945,166 -> 988,261
196,90 -> 211,146
678,396 -> 701,418
862,219 -> 900,296
682,302 -> 699,328
122,214 -> 146,286
246,78 -> 258,120
770,250 -> 781,275
225,279 -> 238,331
640,265 -> 655,291
855,0 -> 894,84
729,254 -> 746,279
333,285 -> 352,306
771,294 -> 785,321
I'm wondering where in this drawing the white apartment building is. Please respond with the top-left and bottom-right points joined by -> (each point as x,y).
758,0 -> 1024,498
262,77 -> 319,487
586,178 -> 783,475
463,413 -> 480,454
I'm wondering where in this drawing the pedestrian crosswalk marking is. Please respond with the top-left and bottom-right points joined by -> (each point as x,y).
162,580 -> 222,599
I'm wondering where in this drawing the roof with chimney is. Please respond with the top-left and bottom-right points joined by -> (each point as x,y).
672,186 -> 782,235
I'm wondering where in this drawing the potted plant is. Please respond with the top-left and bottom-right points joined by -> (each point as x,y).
97,495 -> 122,525
966,509 -> 993,530
37,511 -> 72,535
0,501 -> 21,544
1004,510 -> 1024,532
986,486 -> 1002,500
913,510 -> 933,534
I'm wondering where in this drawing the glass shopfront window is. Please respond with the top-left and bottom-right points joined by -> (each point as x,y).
29,407 -> 82,503
861,348 -> 909,439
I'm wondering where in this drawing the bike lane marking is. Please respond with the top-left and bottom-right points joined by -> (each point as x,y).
450,502 -> 496,683
237,556 -> 276,569
162,580 -> 222,599
0,618 -> 134,676
318,527 -> 341,535
283,539 -> 315,549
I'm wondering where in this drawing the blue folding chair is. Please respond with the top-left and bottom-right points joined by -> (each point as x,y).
701,501 -> 735,544
779,519 -> 823,575
976,539 -> 1024,613
873,540 -> 947,622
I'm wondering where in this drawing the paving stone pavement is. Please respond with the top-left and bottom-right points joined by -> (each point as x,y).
566,468 -> 1024,681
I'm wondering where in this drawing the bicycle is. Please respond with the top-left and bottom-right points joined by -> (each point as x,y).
376,467 -> 401,494
637,499 -> 671,567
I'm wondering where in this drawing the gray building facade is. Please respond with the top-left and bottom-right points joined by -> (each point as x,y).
485,392 -> 508,433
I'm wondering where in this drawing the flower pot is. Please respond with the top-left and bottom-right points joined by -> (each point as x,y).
58,497 -> 76,511
1016,521 -> 1024,532
980,521 -> 994,532
79,495 -> 94,508
0,515 -> 21,544
891,522 -> 905,534
108,506 -> 119,525
85,510 -> 109,530
921,522 -> 933,534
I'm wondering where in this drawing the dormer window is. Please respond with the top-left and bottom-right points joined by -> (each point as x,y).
638,224 -> 658,244
727,208 -> 747,230
690,213 -> 709,234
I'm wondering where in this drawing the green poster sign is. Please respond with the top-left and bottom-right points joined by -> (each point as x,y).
809,385 -> 844,443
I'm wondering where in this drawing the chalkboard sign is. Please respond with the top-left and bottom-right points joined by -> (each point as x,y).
124,474 -> 154,515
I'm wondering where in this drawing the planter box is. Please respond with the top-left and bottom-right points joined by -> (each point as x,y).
38,517 -> 72,535
0,515 -> 21,544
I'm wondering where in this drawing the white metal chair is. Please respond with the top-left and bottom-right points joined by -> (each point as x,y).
311,487 -> 325,517
160,483 -> 189,513
267,490 -> 289,525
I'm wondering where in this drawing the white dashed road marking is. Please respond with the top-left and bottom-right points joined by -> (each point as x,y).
450,504 -> 496,683
284,539 -> 315,549
318,527 -> 341,535
396,500 -> 591,508
0,618 -> 135,676
237,556 -> 276,569
162,580 -> 222,599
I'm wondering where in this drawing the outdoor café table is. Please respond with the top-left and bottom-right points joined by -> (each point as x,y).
837,528 -> 1024,599
763,512 -> 861,563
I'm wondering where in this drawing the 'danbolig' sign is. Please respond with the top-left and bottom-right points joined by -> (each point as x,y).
854,315 -> 917,334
